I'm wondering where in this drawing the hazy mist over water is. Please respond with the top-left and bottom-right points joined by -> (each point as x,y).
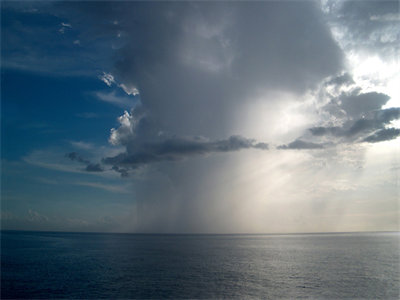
1,231 -> 399,299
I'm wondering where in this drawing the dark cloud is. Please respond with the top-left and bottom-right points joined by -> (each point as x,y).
103,104 -> 269,176
111,166 -> 129,178
309,126 -> 341,137
278,139 -> 324,150
339,92 -> 390,119
362,128 -> 400,143
347,107 -> 399,137
305,76 -> 399,145
85,163 -> 103,172
66,152 -> 103,172
69,132 -> 268,176
103,135 -> 268,173
65,152 -> 90,164
309,107 -> 400,142
292,82 -> 399,147
322,90 -> 391,121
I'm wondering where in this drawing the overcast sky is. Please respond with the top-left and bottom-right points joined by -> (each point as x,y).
1,1 -> 399,233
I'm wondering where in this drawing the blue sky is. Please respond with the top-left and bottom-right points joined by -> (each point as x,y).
1,1 -> 399,233
1,68 -> 135,231
1,3 -> 138,231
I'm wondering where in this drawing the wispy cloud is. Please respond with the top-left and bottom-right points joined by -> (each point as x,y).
23,150 -> 112,177
74,181 -> 130,194
24,153 -> 83,174
95,91 -> 136,108
70,141 -> 94,150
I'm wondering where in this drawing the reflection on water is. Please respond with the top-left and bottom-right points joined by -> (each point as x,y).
1,231 -> 399,298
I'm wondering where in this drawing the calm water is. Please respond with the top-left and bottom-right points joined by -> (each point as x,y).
1,231 -> 399,299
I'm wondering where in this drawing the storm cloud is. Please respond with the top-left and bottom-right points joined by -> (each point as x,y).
54,1 -> 397,232
278,140 -> 324,150
81,1 -> 346,179
103,135 -> 268,172
84,1 -> 344,140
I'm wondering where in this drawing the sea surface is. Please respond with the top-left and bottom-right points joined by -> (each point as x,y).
1,231 -> 399,299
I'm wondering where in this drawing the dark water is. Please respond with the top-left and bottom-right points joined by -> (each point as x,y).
1,231 -> 399,299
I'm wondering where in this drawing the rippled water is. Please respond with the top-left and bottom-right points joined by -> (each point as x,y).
1,231 -> 399,299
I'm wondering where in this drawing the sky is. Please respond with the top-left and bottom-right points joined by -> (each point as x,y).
1,0 -> 399,233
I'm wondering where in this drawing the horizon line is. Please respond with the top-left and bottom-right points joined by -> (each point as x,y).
1,229 -> 399,236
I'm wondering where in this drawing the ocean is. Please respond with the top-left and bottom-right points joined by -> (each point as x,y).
1,231 -> 399,299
